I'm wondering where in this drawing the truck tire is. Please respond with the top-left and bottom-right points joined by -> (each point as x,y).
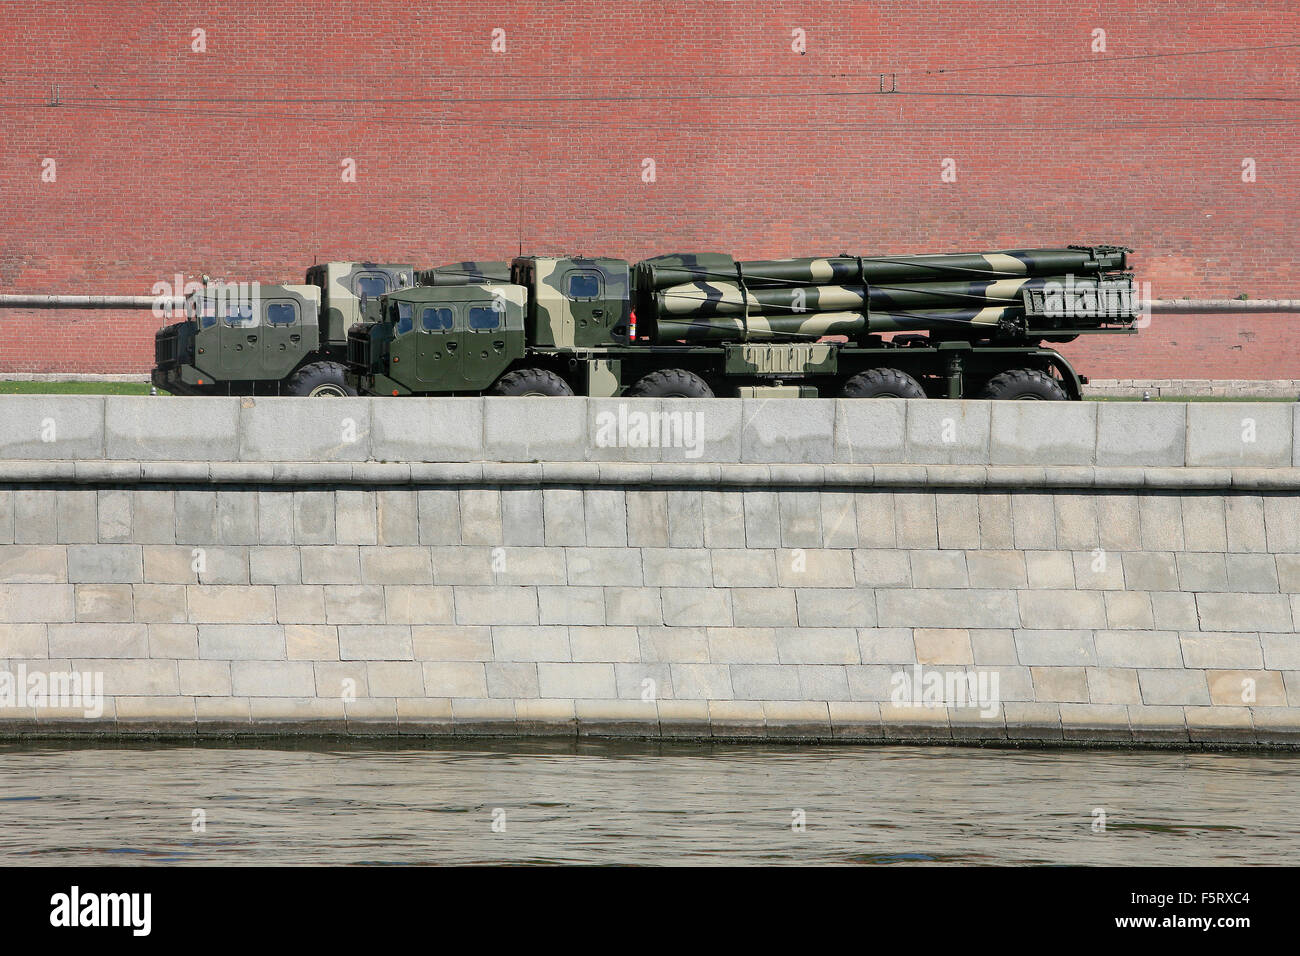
284,361 -> 356,397
490,368 -> 574,396
841,368 -> 925,398
626,369 -> 715,398
979,369 -> 1069,401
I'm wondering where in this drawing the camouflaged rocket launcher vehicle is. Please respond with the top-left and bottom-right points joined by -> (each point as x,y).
152,261 -> 415,395
347,245 -> 1139,399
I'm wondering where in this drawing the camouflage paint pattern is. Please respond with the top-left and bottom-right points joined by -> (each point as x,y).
518,256 -> 630,349
865,306 -> 1019,333
656,274 -> 1132,318
871,275 -> 1091,312
415,261 -> 513,286
633,253 -> 737,291
585,358 -> 622,397
654,305 -> 1032,343
637,247 -> 1128,291
844,247 -> 1128,283
736,257 -> 869,287
655,310 -> 870,343
304,261 -> 414,346
656,281 -> 868,316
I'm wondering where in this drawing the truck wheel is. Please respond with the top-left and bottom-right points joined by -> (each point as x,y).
979,369 -> 1069,401
490,368 -> 574,396
284,361 -> 356,397
626,369 -> 714,398
841,368 -> 925,398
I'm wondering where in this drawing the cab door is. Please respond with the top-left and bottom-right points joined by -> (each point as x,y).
216,300 -> 260,379
260,297 -> 308,379
460,299 -> 511,390
563,266 -> 608,346
190,295 -> 221,378
414,302 -> 457,390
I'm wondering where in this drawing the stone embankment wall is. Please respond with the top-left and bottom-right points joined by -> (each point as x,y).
1,396 -> 1298,746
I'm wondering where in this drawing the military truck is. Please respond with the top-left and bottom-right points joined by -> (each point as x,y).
152,261 -> 416,395
346,246 -> 1139,400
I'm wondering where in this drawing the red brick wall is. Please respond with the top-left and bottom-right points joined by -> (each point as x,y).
1,1 -> 1297,378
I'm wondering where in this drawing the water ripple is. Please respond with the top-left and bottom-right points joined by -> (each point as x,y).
0,741 -> 1296,865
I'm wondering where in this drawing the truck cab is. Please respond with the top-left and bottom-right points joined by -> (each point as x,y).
304,261 -> 414,349
512,256 -> 632,348
347,283 -> 527,395
153,283 -> 322,394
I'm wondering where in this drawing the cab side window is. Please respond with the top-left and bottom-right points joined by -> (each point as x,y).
190,299 -> 217,330
265,301 -> 298,327
394,301 -> 414,334
356,274 -> 391,301
421,307 -> 453,332
567,272 -> 601,299
223,303 -> 258,328
468,305 -> 500,331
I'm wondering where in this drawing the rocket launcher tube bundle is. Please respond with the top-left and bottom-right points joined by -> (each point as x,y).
635,246 -> 1134,344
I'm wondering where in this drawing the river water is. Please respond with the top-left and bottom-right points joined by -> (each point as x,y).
0,741 -> 1295,865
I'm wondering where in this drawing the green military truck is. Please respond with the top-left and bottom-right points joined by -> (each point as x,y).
152,261 -> 415,395
346,246 -> 1139,400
